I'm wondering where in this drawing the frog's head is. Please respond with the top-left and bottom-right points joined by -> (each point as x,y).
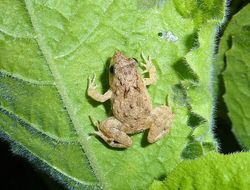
109,52 -> 138,86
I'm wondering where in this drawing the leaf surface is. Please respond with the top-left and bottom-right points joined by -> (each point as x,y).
0,0 -> 225,189
217,4 -> 250,150
150,152 -> 250,190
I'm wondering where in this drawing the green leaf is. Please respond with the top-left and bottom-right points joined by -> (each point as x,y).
149,152 -> 250,190
0,0 -> 225,189
217,4 -> 250,150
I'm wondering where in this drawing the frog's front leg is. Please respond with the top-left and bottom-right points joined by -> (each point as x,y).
147,106 -> 173,143
87,74 -> 112,102
93,117 -> 132,148
141,54 -> 157,86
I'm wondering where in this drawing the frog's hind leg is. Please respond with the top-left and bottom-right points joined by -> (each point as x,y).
93,117 -> 132,148
147,106 -> 173,143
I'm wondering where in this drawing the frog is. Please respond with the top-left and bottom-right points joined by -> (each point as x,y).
87,52 -> 173,148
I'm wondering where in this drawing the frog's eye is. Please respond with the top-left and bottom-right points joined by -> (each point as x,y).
109,65 -> 114,74
132,58 -> 138,64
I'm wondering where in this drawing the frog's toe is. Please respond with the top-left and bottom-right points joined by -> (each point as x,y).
147,126 -> 171,143
100,126 -> 133,148
93,117 -> 133,148
147,106 -> 173,143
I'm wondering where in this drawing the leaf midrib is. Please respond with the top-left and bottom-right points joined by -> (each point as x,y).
23,0 -> 104,188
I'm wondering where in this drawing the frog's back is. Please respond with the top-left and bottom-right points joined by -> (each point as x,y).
109,51 -> 153,126
111,80 -> 152,126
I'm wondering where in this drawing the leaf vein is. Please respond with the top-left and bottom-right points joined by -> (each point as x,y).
24,0 -> 105,188
0,105 -> 77,144
0,70 -> 54,86
54,0 -> 115,59
0,28 -> 34,39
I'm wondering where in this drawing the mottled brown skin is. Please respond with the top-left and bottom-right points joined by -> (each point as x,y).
88,52 -> 173,148
110,53 -> 152,130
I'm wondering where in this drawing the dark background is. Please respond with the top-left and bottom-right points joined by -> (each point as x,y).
0,0 -> 249,189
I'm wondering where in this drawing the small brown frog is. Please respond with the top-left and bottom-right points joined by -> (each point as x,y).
87,52 -> 173,148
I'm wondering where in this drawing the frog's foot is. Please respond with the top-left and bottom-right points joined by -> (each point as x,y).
140,53 -> 157,85
141,53 -> 153,73
94,117 -> 132,148
87,74 -> 112,102
88,74 -> 97,90
147,106 -> 174,143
